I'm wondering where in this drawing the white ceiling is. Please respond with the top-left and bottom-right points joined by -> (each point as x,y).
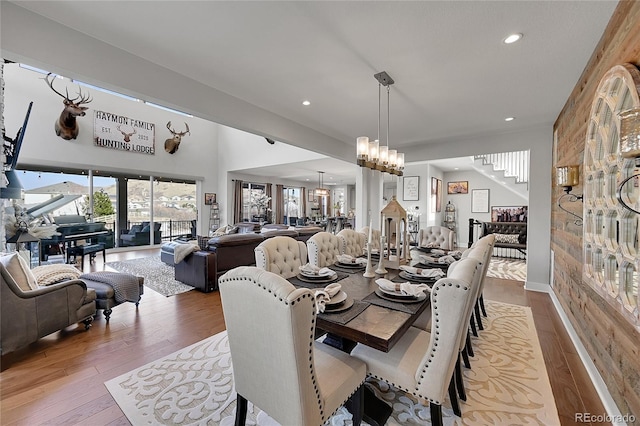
7,1 -> 618,183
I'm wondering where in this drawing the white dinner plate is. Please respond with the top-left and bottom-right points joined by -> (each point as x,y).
375,289 -> 427,304
378,286 -> 420,299
325,290 -> 347,306
300,270 -> 337,279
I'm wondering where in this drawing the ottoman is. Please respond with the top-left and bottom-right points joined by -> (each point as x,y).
80,273 -> 144,322
161,241 -> 189,265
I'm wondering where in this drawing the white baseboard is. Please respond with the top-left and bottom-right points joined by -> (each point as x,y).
531,284 -> 626,425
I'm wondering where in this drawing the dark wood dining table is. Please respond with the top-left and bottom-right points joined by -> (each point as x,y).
289,265 -> 433,425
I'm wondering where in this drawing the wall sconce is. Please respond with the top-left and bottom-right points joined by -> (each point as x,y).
556,165 -> 583,225
616,107 -> 640,214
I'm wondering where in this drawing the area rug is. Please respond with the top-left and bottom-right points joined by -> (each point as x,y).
105,301 -> 559,425
486,257 -> 527,282
106,256 -> 193,297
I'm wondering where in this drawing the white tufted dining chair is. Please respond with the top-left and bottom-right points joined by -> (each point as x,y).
336,229 -> 366,257
219,267 -> 366,426
307,232 -> 341,267
351,274 -> 475,425
418,226 -> 455,250
463,233 -> 495,327
254,236 -> 308,279
359,226 -> 381,251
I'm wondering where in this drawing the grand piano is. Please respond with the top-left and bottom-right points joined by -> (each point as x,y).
27,195 -> 115,261
39,215 -> 114,261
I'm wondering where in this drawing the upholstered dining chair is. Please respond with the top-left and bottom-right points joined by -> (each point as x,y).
218,267 -> 366,426
351,274 -> 474,425
418,226 -> 455,250
359,226 -> 381,251
254,236 -> 308,279
336,229 -> 366,257
463,233 -> 495,331
307,231 -> 341,267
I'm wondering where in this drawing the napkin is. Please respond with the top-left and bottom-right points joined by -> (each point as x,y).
375,278 -> 430,297
426,242 -> 441,248
336,254 -> 368,265
438,255 -> 457,264
448,250 -> 463,258
430,249 -> 446,255
299,264 -> 335,276
314,283 -> 342,313
400,265 -> 445,278
419,254 -> 437,264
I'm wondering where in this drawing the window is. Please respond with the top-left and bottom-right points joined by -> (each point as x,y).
242,182 -> 268,222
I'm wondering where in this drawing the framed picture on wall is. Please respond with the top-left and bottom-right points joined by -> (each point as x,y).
403,176 -> 419,201
436,179 -> 442,212
205,193 -> 217,205
471,189 -> 489,213
447,181 -> 468,194
491,205 -> 528,222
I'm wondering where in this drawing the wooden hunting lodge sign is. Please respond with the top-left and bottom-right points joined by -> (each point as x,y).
94,110 -> 155,155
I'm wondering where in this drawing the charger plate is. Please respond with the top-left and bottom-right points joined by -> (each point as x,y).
374,289 -> 426,304
296,273 -> 339,284
323,297 -> 354,313
399,270 -> 439,283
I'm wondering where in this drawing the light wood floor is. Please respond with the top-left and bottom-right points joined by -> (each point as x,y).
0,249 -> 608,425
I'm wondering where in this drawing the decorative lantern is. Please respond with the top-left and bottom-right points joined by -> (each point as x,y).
6,220 -> 41,268
379,196 -> 409,269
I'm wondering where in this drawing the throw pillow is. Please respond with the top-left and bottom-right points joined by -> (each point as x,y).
32,264 -> 81,286
128,225 -> 143,235
494,233 -> 519,244
0,253 -> 39,291
141,225 -> 151,233
197,235 -> 211,250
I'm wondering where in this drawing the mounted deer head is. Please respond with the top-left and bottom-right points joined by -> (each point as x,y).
44,73 -> 92,140
164,121 -> 190,154
117,125 -> 137,142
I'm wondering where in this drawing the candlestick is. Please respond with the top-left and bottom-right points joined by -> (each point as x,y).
375,235 -> 388,274
363,242 -> 376,278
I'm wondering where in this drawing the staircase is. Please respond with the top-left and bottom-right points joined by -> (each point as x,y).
473,151 -> 529,200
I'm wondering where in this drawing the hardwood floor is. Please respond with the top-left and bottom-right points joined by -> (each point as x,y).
1,250 -> 608,425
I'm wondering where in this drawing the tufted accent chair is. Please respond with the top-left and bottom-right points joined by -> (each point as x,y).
336,229 -> 366,257
254,236 -> 308,279
306,232 -> 341,267
351,274 -> 474,425
418,226 -> 455,250
219,267 -> 366,425
359,226 -> 381,251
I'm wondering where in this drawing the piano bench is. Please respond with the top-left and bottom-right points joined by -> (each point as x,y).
67,243 -> 106,270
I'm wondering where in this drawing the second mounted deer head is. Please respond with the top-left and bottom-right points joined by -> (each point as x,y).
164,121 -> 190,154
44,73 -> 92,140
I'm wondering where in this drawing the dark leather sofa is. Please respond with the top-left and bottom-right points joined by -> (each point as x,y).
174,233 -> 265,292
481,221 -> 527,253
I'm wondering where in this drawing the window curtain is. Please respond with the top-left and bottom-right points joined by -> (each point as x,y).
233,179 -> 243,224
266,184 -> 273,223
301,187 -> 307,222
275,184 -> 284,225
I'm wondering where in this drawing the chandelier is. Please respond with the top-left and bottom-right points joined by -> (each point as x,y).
314,171 -> 328,197
356,71 -> 404,176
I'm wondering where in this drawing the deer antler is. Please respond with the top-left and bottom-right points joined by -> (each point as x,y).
44,73 -> 68,99
166,121 -> 190,136
44,73 -> 92,104
75,87 -> 92,105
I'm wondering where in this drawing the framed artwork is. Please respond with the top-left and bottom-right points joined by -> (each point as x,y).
471,189 -> 490,213
205,193 -> 217,205
447,181 -> 468,194
403,176 -> 419,201
491,205 -> 528,223
431,177 -> 442,212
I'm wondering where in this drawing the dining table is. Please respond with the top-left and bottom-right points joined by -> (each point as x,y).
288,262 -> 436,426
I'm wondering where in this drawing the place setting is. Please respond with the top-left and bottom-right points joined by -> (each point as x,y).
294,264 -> 344,286
331,254 -> 368,273
363,278 -> 431,314
398,264 -> 445,283
313,283 -> 369,324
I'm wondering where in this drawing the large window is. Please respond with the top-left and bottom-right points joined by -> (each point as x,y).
283,187 -> 300,225
242,182 -> 269,222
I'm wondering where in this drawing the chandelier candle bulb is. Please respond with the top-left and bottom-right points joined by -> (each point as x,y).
369,140 -> 380,164
397,153 -> 405,171
556,165 -> 580,188
388,149 -> 397,168
357,136 -> 370,160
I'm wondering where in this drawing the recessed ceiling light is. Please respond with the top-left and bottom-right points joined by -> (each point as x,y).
454,167 -> 459,170
302,100 -> 311,106
503,33 -> 522,44
505,117 -> 515,122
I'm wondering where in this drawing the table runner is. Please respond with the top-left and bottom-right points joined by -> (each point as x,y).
362,291 -> 426,315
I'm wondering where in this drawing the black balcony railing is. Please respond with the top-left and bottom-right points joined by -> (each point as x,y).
104,219 -> 196,247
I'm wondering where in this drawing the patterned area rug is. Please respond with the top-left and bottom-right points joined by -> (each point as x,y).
105,301 -> 559,425
486,257 -> 527,282
106,256 -> 193,297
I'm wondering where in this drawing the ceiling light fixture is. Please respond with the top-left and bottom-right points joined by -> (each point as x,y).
505,117 -> 515,122
314,171 -> 328,197
356,71 -> 404,176
302,100 -> 311,106
503,33 -> 523,44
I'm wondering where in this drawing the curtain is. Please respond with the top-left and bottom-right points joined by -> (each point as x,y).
301,187 -> 306,223
266,184 -> 273,223
233,179 -> 243,224
275,184 -> 284,225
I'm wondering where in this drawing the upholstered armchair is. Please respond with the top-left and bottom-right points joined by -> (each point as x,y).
219,267 -> 366,425
336,229 -> 366,257
351,276 -> 474,425
254,236 -> 307,279
418,226 -> 455,250
120,221 -> 162,246
0,255 -> 96,355
307,231 -> 341,267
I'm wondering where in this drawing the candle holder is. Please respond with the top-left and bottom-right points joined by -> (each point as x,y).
375,235 -> 388,274
363,242 -> 376,278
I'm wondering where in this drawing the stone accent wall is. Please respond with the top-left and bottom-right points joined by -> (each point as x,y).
553,1 -> 640,418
